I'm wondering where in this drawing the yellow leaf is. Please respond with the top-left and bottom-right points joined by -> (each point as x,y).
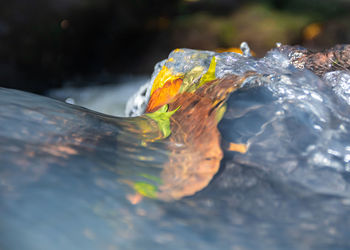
215,104 -> 227,123
150,65 -> 183,95
198,56 -> 216,87
180,66 -> 205,93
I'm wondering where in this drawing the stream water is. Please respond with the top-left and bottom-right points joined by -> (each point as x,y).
1,46 -> 350,250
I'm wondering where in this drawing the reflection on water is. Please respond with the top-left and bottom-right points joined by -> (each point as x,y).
1,46 -> 350,249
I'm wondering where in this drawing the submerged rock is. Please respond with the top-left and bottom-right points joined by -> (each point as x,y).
2,43 -> 350,249
277,44 -> 350,76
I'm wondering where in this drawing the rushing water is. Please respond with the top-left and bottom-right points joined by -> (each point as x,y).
1,46 -> 350,250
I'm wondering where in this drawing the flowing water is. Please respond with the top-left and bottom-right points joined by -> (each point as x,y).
1,46 -> 350,250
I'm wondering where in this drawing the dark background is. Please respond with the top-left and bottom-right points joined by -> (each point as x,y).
1,0 -> 350,94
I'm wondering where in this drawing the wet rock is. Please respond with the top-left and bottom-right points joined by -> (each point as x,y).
277,44 -> 350,76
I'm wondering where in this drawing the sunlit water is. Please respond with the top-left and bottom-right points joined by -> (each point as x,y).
1,47 -> 350,250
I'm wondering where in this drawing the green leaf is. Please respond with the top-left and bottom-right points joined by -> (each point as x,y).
145,104 -> 180,138
198,56 -> 216,87
133,182 -> 157,198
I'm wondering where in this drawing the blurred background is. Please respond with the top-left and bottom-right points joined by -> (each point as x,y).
1,0 -> 350,94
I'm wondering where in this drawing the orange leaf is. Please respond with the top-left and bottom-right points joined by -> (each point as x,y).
146,78 -> 183,113
227,143 -> 247,154
150,66 -> 182,95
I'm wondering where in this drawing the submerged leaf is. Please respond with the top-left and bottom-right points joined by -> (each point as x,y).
145,105 -> 180,139
227,143 -> 248,154
146,78 -> 183,113
133,182 -> 157,198
198,56 -> 216,87
215,103 -> 227,122
150,66 -> 183,95
180,66 -> 205,93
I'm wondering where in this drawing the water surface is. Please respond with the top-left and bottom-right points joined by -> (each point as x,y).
1,48 -> 350,250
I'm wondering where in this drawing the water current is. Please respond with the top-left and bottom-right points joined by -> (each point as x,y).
1,45 -> 350,249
